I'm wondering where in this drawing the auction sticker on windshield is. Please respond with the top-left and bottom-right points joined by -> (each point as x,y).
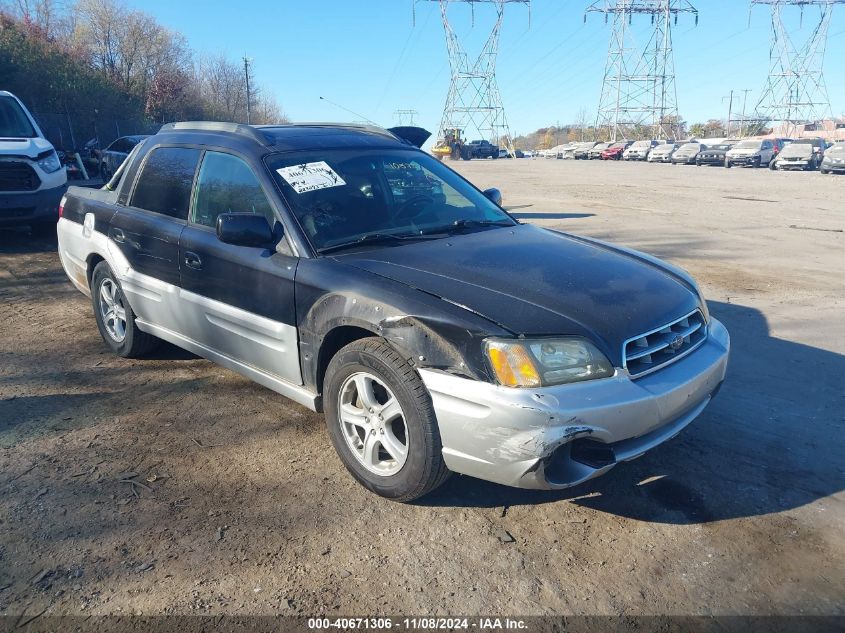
276,161 -> 346,194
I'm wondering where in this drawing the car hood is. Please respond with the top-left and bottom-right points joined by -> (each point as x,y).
334,224 -> 699,363
727,147 -> 759,155
0,136 -> 53,158
780,145 -> 814,158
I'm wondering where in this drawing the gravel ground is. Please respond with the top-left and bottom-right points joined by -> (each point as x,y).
0,160 -> 843,621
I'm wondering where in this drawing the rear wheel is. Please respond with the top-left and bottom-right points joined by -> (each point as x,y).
323,338 -> 450,502
821,167 -> 830,175
91,261 -> 159,358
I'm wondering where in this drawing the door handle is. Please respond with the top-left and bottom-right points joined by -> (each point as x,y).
184,251 -> 202,270
112,228 -> 125,243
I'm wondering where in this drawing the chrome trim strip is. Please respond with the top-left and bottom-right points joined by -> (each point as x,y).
621,308 -> 706,378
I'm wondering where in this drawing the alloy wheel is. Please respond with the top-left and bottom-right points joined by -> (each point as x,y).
98,278 -> 127,342
337,371 -> 409,476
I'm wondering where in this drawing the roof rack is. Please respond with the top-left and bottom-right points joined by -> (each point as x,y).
158,121 -> 268,145
255,122 -> 396,140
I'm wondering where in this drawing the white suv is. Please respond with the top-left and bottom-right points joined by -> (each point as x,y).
0,91 -> 67,231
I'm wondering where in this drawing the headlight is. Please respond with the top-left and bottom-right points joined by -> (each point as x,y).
485,337 -> 614,387
36,151 -> 62,173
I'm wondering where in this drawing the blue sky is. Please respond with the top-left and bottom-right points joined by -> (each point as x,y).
127,0 -> 845,136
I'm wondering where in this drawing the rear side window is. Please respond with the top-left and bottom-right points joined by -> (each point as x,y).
191,151 -> 275,228
131,147 -> 200,219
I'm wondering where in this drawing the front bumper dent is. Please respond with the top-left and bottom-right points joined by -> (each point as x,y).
421,318 -> 729,490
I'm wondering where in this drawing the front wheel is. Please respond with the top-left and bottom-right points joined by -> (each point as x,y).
820,167 -> 830,175
323,338 -> 450,502
91,261 -> 159,358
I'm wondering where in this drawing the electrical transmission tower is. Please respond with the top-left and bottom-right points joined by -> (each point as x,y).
751,0 -> 843,135
586,1 -> 698,142
394,109 -> 419,126
415,0 -> 529,154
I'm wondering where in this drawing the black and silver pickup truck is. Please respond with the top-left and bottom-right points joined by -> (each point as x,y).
57,121 -> 729,501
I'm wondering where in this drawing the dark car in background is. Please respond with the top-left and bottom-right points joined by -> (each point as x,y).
56,120 -> 729,502
696,142 -> 735,167
463,139 -> 499,160
820,141 -> 845,174
600,141 -> 632,160
671,142 -> 706,165
99,135 -> 149,179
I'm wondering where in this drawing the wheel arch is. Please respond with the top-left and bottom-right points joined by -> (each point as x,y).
315,324 -> 380,400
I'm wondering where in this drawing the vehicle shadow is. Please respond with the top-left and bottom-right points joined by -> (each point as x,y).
0,225 -> 57,254
422,300 -> 845,524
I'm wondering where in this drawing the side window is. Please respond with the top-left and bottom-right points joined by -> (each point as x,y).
762,141 -> 772,150
131,147 -> 200,219
191,151 -> 275,228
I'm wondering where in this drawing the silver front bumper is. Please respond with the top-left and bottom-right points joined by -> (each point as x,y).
420,318 -> 730,490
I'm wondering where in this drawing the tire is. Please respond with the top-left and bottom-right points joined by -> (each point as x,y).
752,157 -> 761,169
725,161 -> 731,168
91,261 -> 159,358
770,160 -> 778,171
323,337 -> 450,502
821,168 -> 830,175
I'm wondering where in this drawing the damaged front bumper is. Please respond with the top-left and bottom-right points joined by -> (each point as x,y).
420,318 -> 729,490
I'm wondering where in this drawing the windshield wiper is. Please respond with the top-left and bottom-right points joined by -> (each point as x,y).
420,218 -> 514,235
317,232 -> 440,255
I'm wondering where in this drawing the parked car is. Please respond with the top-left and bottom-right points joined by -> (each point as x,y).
647,143 -> 676,163
463,139 -> 499,160
100,135 -> 150,180
820,141 -> 845,174
0,90 -> 67,232
600,141 -> 633,160
623,140 -> 659,161
695,142 -> 735,167
56,120 -> 729,501
588,142 -> 610,160
522,150 -> 536,158
558,144 -> 578,159
725,138 -> 775,168
672,142 -> 706,165
772,137 -> 826,171
573,142 -> 598,160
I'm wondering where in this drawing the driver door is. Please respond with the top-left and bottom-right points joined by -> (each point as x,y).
177,149 -> 302,384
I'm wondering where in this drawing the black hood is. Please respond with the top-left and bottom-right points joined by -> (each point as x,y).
334,224 -> 699,364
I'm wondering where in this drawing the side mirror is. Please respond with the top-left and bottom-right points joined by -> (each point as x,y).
216,213 -> 275,247
483,188 -> 502,206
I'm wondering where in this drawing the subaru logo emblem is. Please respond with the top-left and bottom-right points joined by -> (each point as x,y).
669,335 -> 685,351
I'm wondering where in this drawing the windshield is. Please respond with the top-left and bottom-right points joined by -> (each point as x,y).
631,141 -> 650,148
734,140 -> 761,149
0,96 -> 37,138
267,148 -> 515,252
709,144 -> 732,151
827,143 -> 845,155
655,144 -> 673,151
679,143 -> 700,151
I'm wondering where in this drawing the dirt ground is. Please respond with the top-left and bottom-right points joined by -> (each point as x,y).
1,160 -> 843,622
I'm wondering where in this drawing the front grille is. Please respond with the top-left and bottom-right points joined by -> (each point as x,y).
0,161 -> 41,192
624,310 -> 707,377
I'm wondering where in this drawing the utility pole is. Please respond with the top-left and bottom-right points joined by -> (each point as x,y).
586,0 -> 699,142
722,90 -> 734,138
750,1 -> 844,136
414,0 -> 529,156
243,56 -> 252,125
738,88 -> 752,137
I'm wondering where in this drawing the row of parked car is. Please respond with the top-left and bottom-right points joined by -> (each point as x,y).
538,138 -> 845,173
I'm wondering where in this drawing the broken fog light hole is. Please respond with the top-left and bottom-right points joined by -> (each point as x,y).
569,438 -> 616,469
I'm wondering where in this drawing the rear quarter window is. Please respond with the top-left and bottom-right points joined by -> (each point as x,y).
130,147 -> 201,219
